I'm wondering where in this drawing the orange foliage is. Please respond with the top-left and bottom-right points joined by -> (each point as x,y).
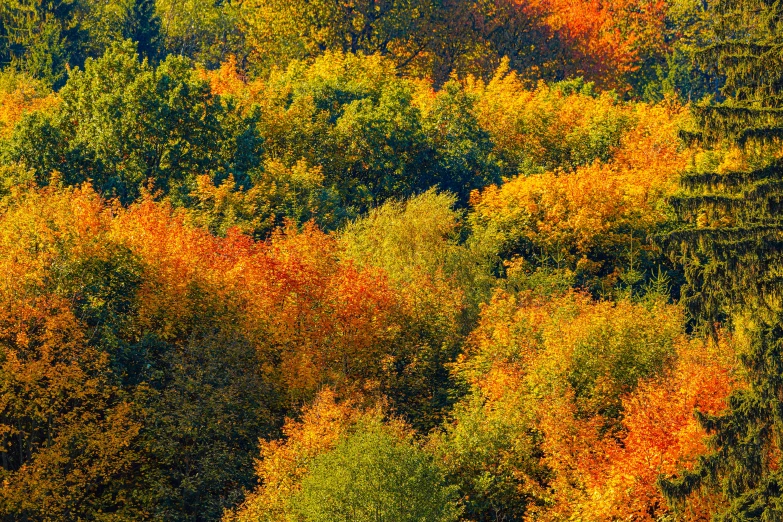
545,0 -> 669,90
0,183 -> 450,414
198,56 -> 264,109
106,196 -> 399,405
457,288 -> 738,520
0,186 -> 139,518
536,336 -> 736,521
0,182 -> 454,517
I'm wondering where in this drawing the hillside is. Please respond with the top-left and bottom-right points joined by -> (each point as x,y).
1,1 -> 781,520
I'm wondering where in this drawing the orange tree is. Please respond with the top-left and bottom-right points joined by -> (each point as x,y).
0,181 -> 468,519
438,286 -> 737,521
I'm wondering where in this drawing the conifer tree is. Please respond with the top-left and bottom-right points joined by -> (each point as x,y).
659,0 -> 783,518
124,0 -> 161,63
0,0 -> 89,88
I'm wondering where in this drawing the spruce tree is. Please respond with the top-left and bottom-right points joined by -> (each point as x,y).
659,0 -> 783,518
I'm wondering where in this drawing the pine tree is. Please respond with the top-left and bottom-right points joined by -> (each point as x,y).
659,0 -> 783,518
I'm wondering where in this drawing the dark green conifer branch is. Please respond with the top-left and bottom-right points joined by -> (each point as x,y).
659,0 -> 783,517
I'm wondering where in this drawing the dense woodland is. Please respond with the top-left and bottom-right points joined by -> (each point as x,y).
1,0 -> 783,520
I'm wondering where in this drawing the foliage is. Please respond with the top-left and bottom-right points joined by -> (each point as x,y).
0,3 -> 761,521
469,98 -> 690,294
466,69 -> 634,177
238,0 -> 435,76
0,0 -> 90,88
0,70 -> 59,138
658,0 -> 783,517
430,379 -> 549,521
448,288 -> 738,520
228,391 -> 459,522
226,390 -> 365,522
293,421 -> 460,522
2,40 -> 262,204
156,0 -> 243,66
185,159 -> 340,239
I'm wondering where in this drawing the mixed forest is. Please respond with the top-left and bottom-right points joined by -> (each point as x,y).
1,0 -> 783,520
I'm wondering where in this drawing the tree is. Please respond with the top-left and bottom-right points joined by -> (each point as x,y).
422,80 -> 501,203
125,0 -> 161,63
293,421 -> 461,522
225,390 -> 365,522
2,40 -> 263,204
238,0 -> 436,75
0,0 -> 90,88
467,96 -> 689,295
430,383 -> 549,521
248,52 -> 433,217
659,0 -> 783,517
156,0 -> 244,66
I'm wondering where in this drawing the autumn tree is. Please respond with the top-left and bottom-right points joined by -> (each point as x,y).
239,0 -> 436,75
468,94 -> 690,294
440,288 -> 697,520
225,390 -> 366,522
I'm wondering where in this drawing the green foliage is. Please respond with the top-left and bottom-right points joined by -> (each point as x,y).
258,52 -> 430,216
3,40 -> 263,204
564,298 -> 680,425
341,189 -> 498,314
0,0 -> 90,88
257,53 -> 500,216
186,159 -> 342,239
126,0 -> 162,63
340,190 -> 498,431
292,421 -> 461,522
131,329 -> 269,521
156,0 -> 243,66
431,389 -> 549,521
424,80 -> 501,202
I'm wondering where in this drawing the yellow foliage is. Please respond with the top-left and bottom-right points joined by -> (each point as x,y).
226,390 -> 409,522
469,96 -> 691,288
0,75 -> 59,138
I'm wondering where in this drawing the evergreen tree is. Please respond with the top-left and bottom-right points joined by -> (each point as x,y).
124,0 -> 161,63
0,0 -> 89,88
659,0 -> 783,518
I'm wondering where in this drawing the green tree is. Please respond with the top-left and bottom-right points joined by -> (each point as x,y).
156,0 -> 244,66
0,0 -> 90,88
659,0 -> 783,518
430,389 -> 549,522
292,422 -> 461,522
422,80 -> 501,203
3,40 -> 262,204
341,189 -> 498,317
258,52 -> 431,217
125,0 -> 161,63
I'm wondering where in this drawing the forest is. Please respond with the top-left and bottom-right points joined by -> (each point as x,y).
0,0 -> 782,520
